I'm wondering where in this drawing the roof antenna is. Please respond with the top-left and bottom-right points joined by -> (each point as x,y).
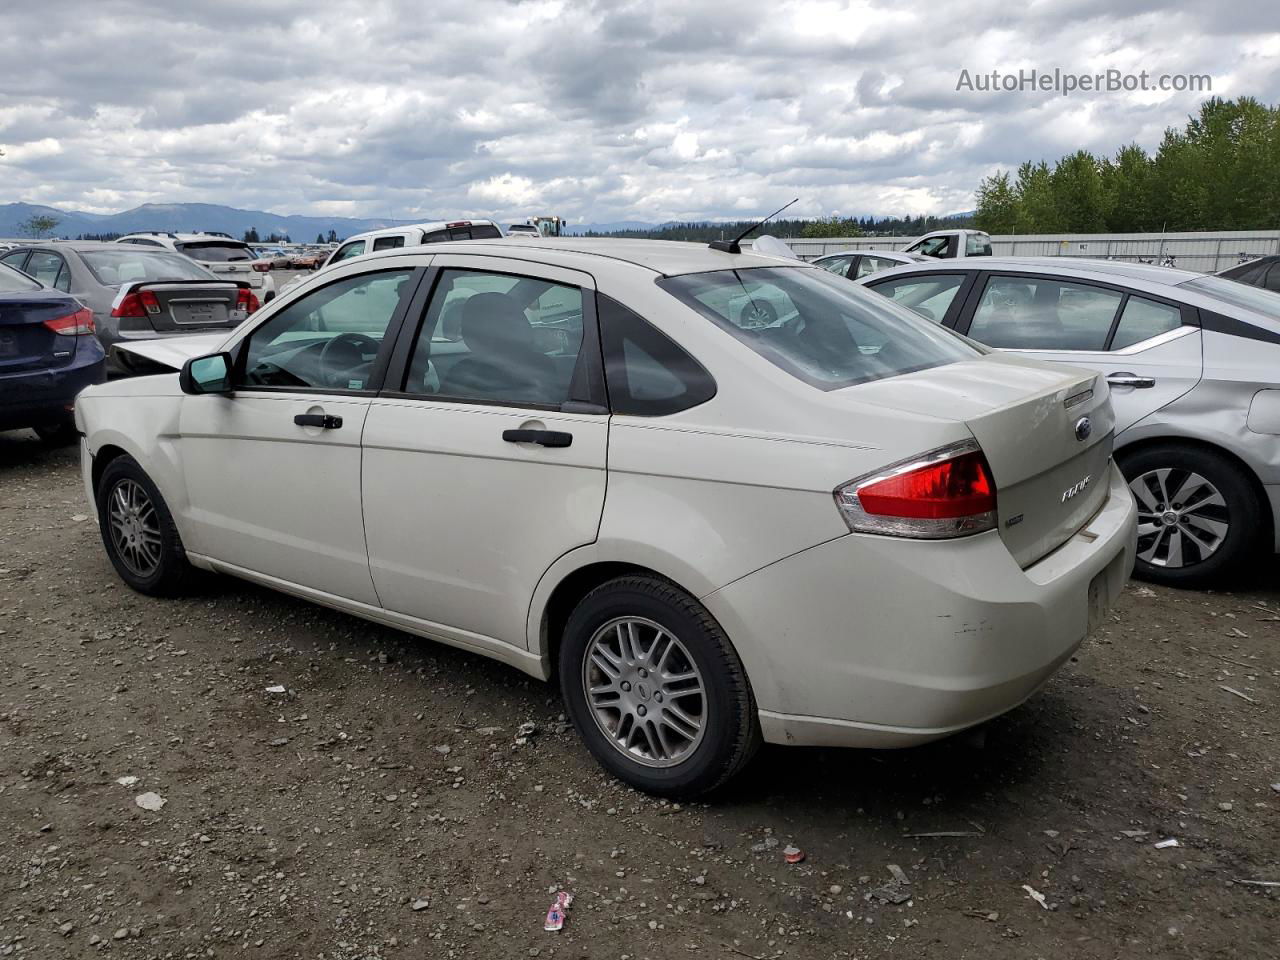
709,198 -> 799,254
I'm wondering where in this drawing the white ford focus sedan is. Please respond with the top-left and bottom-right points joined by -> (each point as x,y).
77,239 -> 1137,796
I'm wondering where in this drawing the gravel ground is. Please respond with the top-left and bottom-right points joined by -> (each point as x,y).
1,431 -> 1277,959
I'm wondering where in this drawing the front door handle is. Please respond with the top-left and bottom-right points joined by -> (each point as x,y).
1107,373 -> 1155,389
502,428 -> 573,448
294,413 -> 343,429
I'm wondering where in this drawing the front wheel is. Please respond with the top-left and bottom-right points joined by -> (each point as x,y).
1118,443 -> 1265,588
559,576 -> 760,797
96,455 -> 196,596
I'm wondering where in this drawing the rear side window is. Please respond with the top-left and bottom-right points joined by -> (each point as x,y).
968,276 -> 1122,350
177,242 -> 253,262
372,235 -> 406,252
659,267 -> 977,391
0,251 -> 29,273
0,262 -> 41,292
854,255 -> 904,279
866,274 -> 965,323
816,256 -> 852,277
598,294 -> 716,416
1110,296 -> 1184,350
965,234 -> 992,256
24,251 -> 69,292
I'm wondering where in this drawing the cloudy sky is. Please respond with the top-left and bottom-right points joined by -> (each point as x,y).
1,0 -> 1278,225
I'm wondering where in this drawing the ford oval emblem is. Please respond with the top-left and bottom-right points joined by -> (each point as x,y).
1074,416 -> 1092,442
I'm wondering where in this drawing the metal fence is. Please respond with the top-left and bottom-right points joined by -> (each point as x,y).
778,230 -> 1280,273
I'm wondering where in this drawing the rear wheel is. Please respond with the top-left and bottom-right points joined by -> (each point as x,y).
1118,443 -> 1264,588
559,575 -> 760,797
96,455 -> 196,596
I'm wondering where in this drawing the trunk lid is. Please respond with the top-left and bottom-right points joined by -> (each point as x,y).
117,280 -> 248,332
0,292 -> 82,374
844,355 -> 1115,567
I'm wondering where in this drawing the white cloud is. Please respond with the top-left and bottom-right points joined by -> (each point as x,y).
0,0 -> 1276,224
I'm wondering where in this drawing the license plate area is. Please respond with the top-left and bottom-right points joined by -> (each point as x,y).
174,303 -> 229,326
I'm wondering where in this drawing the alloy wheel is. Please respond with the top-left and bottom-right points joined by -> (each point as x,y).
582,616 -> 707,768
1129,467 -> 1229,568
107,479 -> 163,578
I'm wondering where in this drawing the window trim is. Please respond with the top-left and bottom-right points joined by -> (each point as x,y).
226,266 -> 426,397
952,270 -> 1197,353
379,264 -> 608,414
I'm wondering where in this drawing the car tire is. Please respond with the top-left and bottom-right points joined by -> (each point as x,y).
559,575 -> 761,797
1117,443 -> 1264,588
96,455 -> 196,596
33,418 -> 78,445
737,299 -> 777,328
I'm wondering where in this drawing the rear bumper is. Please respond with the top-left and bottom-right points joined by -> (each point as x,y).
702,462 -> 1138,748
0,344 -> 106,431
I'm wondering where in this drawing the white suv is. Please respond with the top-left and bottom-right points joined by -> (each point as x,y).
323,220 -> 505,269
116,233 -> 278,302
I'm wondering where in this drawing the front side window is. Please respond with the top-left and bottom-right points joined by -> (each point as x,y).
816,256 -> 852,277
81,250 -> 214,286
330,241 -> 366,263
659,267 -> 977,391
911,236 -> 952,258
24,251 -> 69,291
177,242 -> 253,263
968,276 -> 1122,351
0,262 -> 41,292
1110,296 -> 1184,350
240,269 -> 413,390
866,274 -> 965,323
403,269 -> 584,408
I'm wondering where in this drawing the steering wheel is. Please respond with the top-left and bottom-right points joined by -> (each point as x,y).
318,333 -> 379,388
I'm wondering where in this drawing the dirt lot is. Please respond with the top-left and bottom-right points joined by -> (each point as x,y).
1,431 -> 1276,959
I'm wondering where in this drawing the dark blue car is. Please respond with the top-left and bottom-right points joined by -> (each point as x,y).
0,261 -> 106,442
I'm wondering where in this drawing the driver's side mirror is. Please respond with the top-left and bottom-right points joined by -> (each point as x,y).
179,352 -> 233,395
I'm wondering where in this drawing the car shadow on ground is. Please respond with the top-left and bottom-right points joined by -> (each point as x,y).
0,429 -> 79,471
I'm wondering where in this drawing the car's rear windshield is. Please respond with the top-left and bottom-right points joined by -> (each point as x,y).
1180,275 -> 1280,317
176,241 -> 253,262
81,250 -> 215,286
0,262 -> 42,292
659,266 -> 978,390
422,224 -> 503,242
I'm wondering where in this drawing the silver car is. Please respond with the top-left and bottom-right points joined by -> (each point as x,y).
0,242 -> 260,371
813,249 -> 931,280
859,257 -> 1280,587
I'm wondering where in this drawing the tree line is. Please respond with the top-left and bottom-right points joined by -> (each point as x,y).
580,212 -> 974,242
974,97 -> 1280,235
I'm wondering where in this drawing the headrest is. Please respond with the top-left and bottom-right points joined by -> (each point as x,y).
460,292 -> 535,354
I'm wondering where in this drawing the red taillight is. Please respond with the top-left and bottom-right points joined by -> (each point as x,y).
252,261 -> 271,272
237,288 -> 260,314
834,441 -> 997,539
44,306 -> 96,336
111,290 -> 160,318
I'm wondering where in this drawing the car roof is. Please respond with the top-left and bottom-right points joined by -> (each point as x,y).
5,240 -> 189,254
867,256 -> 1203,286
340,237 -> 809,277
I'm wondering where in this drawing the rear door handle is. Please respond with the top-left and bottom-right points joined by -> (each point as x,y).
1106,373 -> 1155,389
294,413 -> 343,429
502,428 -> 573,448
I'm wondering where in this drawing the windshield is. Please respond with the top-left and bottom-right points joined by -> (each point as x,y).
176,241 -> 253,262
659,266 -> 978,390
1180,275 -> 1280,317
81,249 -> 215,286
0,262 -> 42,292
